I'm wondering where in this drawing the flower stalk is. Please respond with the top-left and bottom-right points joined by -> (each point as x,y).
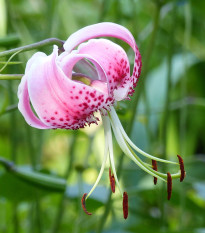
0,74 -> 23,80
0,38 -> 64,58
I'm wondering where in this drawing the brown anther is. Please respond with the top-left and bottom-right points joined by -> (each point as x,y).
152,160 -> 158,185
177,155 -> 185,182
123,192 -> 129,219
109,168 -> 115,193
167,172 -> 172,200
81,193 -> 92,215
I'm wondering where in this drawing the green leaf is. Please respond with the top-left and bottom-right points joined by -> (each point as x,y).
0,170 -> 46,202
0,157 -> 66,192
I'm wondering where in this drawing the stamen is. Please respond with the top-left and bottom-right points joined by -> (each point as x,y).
109,168 -> 115,193
109,117 -> 167,182
102,115 -> 123,196
152,160 -> 158,185
123,192 -> 128,219
177,155 -> 185,182
109,107 -> 178,165
81,193 -> 92,215
167,173 -> 172,200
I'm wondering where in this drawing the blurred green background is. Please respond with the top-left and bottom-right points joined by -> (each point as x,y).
0,0 -> 205,232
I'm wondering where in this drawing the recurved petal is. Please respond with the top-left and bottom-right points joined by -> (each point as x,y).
64,22 -> 142,99
18,75 -> 51,129
77,39 -> 130,101
26,46 -> 112,129
17,51 -> 53,129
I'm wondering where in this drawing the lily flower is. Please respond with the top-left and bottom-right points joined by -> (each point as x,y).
17,22 -> 185,218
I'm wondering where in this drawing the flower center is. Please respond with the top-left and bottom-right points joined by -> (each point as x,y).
72,73 -> 92,86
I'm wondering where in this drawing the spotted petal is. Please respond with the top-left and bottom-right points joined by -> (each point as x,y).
19,46 -> 114,129
64,22 -> 142,99
76,39 -> 130,100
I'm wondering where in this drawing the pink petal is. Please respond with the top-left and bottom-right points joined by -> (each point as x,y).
64,22 -> 142,98
18,76 -> 51,129
25,46 -> 113,129
18,52 -> 51,129
64,22 -> 136,52
76,39 -> 130,100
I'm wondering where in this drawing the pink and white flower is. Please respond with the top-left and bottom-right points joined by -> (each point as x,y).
18,22 -> 185,218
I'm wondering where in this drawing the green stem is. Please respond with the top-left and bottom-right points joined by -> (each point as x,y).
0,38 -> 64,58
26,126 -> 43,233
74,172 -> 84,233
51,133 -> 77,233
127,1 -> 161,134
29,203 -> 35,233
12,203 -> 19,233
97,3 -> 162,233
160,1 -> 177,231
178,1 -> 191,230
0,74 -> 23,80
8,78 -> 19,233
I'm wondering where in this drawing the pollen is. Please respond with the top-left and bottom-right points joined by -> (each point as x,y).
152,160 -> 158,185
109,168 -> 115,193
123,192 -> 128,219
81,193 -> 92,216
177,155 -> 185,182
167,172 -> 172,200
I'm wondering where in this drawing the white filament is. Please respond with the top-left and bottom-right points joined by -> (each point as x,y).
109,106 -> 177,165
102,115 -> 123,196
86,127 -> 109,200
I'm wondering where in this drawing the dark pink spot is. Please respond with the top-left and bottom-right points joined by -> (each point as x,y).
51,117 -> 55,120
90,93 -> 95,98
59,118 -> 64,121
